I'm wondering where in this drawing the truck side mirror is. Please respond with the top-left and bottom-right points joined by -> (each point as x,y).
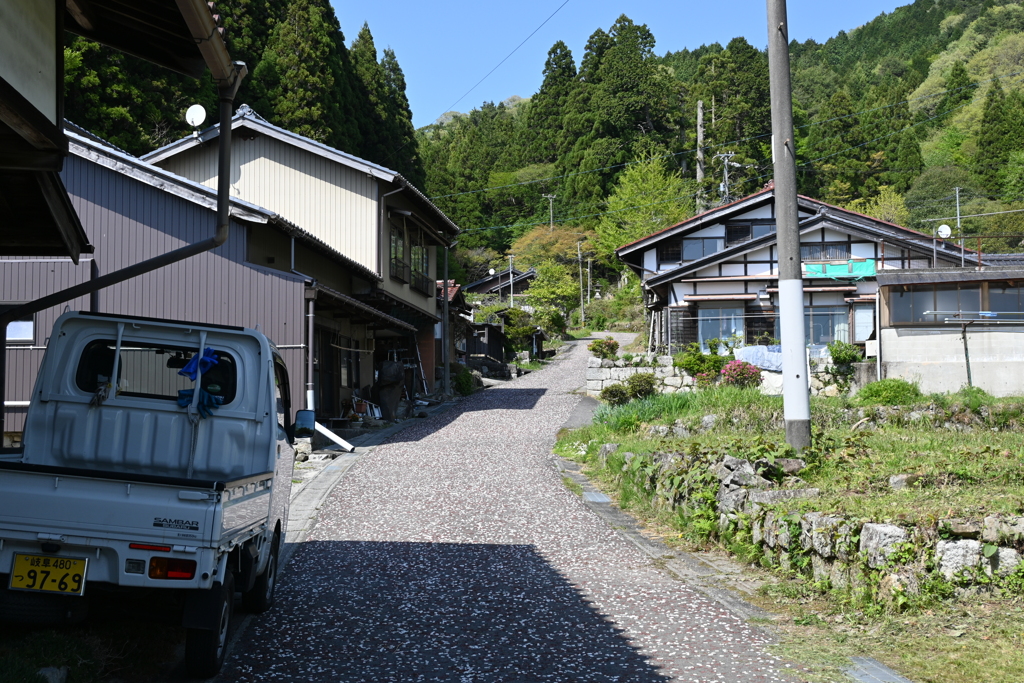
293,410 -> 315,438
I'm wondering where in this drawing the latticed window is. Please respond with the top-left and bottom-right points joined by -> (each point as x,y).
390,223 -> 409,283
801,242 -> 851,261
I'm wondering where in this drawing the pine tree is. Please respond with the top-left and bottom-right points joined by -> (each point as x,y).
802,90 -> 868,204
976,80 -> 1010,195
933,61 -> 975,121
380,48 -> 424,186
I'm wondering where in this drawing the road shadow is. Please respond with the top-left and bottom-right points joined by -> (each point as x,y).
218,540 -> 669,682
381,388 -> 547,445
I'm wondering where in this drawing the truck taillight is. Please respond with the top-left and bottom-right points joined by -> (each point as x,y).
130,543 -> 171,552
149,557 -> 197,580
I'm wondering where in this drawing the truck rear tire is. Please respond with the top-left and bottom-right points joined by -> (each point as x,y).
185,571 -> 234,678
242,533 -> 279,614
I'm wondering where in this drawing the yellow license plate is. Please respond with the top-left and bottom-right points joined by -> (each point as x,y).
9,554 -> 87,596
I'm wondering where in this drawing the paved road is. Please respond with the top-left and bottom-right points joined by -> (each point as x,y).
219,340 -> 792,682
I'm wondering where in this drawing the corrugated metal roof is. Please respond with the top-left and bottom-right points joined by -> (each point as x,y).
876,266 -> 1024,286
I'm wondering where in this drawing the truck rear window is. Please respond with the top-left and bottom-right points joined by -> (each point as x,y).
76,340 -> 237,403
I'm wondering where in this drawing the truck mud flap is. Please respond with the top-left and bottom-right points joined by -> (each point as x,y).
182,580 -> 232,631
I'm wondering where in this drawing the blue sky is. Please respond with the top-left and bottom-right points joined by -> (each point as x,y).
330,1 -> 909,128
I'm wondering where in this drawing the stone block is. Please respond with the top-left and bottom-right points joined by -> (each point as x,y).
713,461 -> 733,482
744,488 -> 820,513
829,561 -> 851,590
722,455 -> 752,473
723,470 -> 772,489
587,356 -> 602,368
936,539 -> 981,580
889,473 -> 923,490
763,512 -> 777,548
812,554 -> 831,582
716,488 -> 747,513
776,458 -> 806,475
700,414 -> 719,431
800,512 -> 821,552
682,374 -> 695,386
655,367 -> 673,379
859,523 -> 908,569
811,515 -> 848,559
614,359 -> 625,367
664,376 -> 683,388
659,386 -> 676,394
657,355 -> 673,366
586,380 -> 603,392
600,359 -> 615,368
986,547 -> 1021,578
752,517 -> 763,545
940,518 -> 982,539
596,443 -> 620,469
982,515 -> 1024,544
586,368 -> 605,381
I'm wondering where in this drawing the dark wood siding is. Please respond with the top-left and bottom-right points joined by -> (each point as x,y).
2,155 -> 306,432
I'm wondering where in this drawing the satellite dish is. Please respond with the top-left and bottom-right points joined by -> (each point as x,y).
489,268 -> 496,275
937,224 -> 952,239
185,104 -> 207,128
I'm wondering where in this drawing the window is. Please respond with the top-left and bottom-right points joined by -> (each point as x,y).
390,223 -> 409,283
726,221 -> 775,246
75,340 -> 237,403
274,358 -> 291,435
889,283 -> 981,323
853,305 -> 875,342
5,319 -> 33,344
990,282 -> 1023,314
682,237 -> 725,261
409,230 -> 432,295
697,307 -> 744,352
801,242 -> 851,261
805,306 -> 849,345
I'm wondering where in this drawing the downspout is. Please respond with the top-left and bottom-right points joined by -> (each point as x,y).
0,63 -> 246,437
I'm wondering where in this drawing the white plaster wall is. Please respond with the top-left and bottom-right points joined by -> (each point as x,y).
851,243 -> 877,259
721,263 -> 745,276
881,327 -> 1024,396
691,224 -> 725,237
696,281 -> 744,295
644,248 -> 658,274
743,205 -> 775,219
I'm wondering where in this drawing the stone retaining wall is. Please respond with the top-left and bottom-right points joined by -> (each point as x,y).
712,455 -> 1023,594
585,354 -> 845,397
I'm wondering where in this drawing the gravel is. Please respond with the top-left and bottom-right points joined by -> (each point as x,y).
220,337 -> 793,682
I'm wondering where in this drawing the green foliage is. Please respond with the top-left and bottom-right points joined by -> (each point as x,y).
856,378 -> 923,405
674,342 -> 731,377
600,383 -> 631,406
624,372 -> 658,401
588,336 -> 619,359
502,308 -> 537,352
526,261 -> 581,313
824,340 -> 864,394
454,366 -> 475,396
594,142 -> 696,264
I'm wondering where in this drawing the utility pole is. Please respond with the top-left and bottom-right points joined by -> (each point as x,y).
587,258 -> 592,306
508,254 -> 514,308
768,0 -> 811,451
577,241 -> 585,325
956,186 -> 963,267
543,194 -> 556,232
713,151 -> 736,204
442,243 -> 453,397
696,101 -> 705,212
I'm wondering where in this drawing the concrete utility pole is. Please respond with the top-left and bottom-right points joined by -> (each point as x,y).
767,0 -> 811,451
442,242 -> 455,397
956,186 -> 964,267
508,254 -> 515,308
577,241 -> 586,325
543,194 -> 556,232
587,258 -> 592,305
713,151 -> 736,203
696,100 -> 706,212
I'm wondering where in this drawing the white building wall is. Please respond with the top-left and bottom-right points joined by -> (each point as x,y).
644,248 -> 658,275
881,327 -> 1024,396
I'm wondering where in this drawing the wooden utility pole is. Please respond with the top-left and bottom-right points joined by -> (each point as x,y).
577,241 -> 585,325
768,0 -> 811,451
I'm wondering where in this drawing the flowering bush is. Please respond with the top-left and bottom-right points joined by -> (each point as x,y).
588,336 -> 619,360
694,372 -> 717,390
720,360 -> 762,388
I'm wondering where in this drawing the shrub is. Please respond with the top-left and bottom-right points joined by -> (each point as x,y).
955,385 -> 993,412
588,313 -> 608,331
674,342 -> 731,377
624,372 -> 658,400
600,383 -> 630,406
588,336 -> 619,360
695,372 -> 717,389
856,378 -> 922,405
720,360 -> 762,388
454,366 -> 475,396
824,340 -> 864,393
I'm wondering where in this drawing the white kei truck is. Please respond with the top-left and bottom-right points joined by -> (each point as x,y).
0,312 -> 304,677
